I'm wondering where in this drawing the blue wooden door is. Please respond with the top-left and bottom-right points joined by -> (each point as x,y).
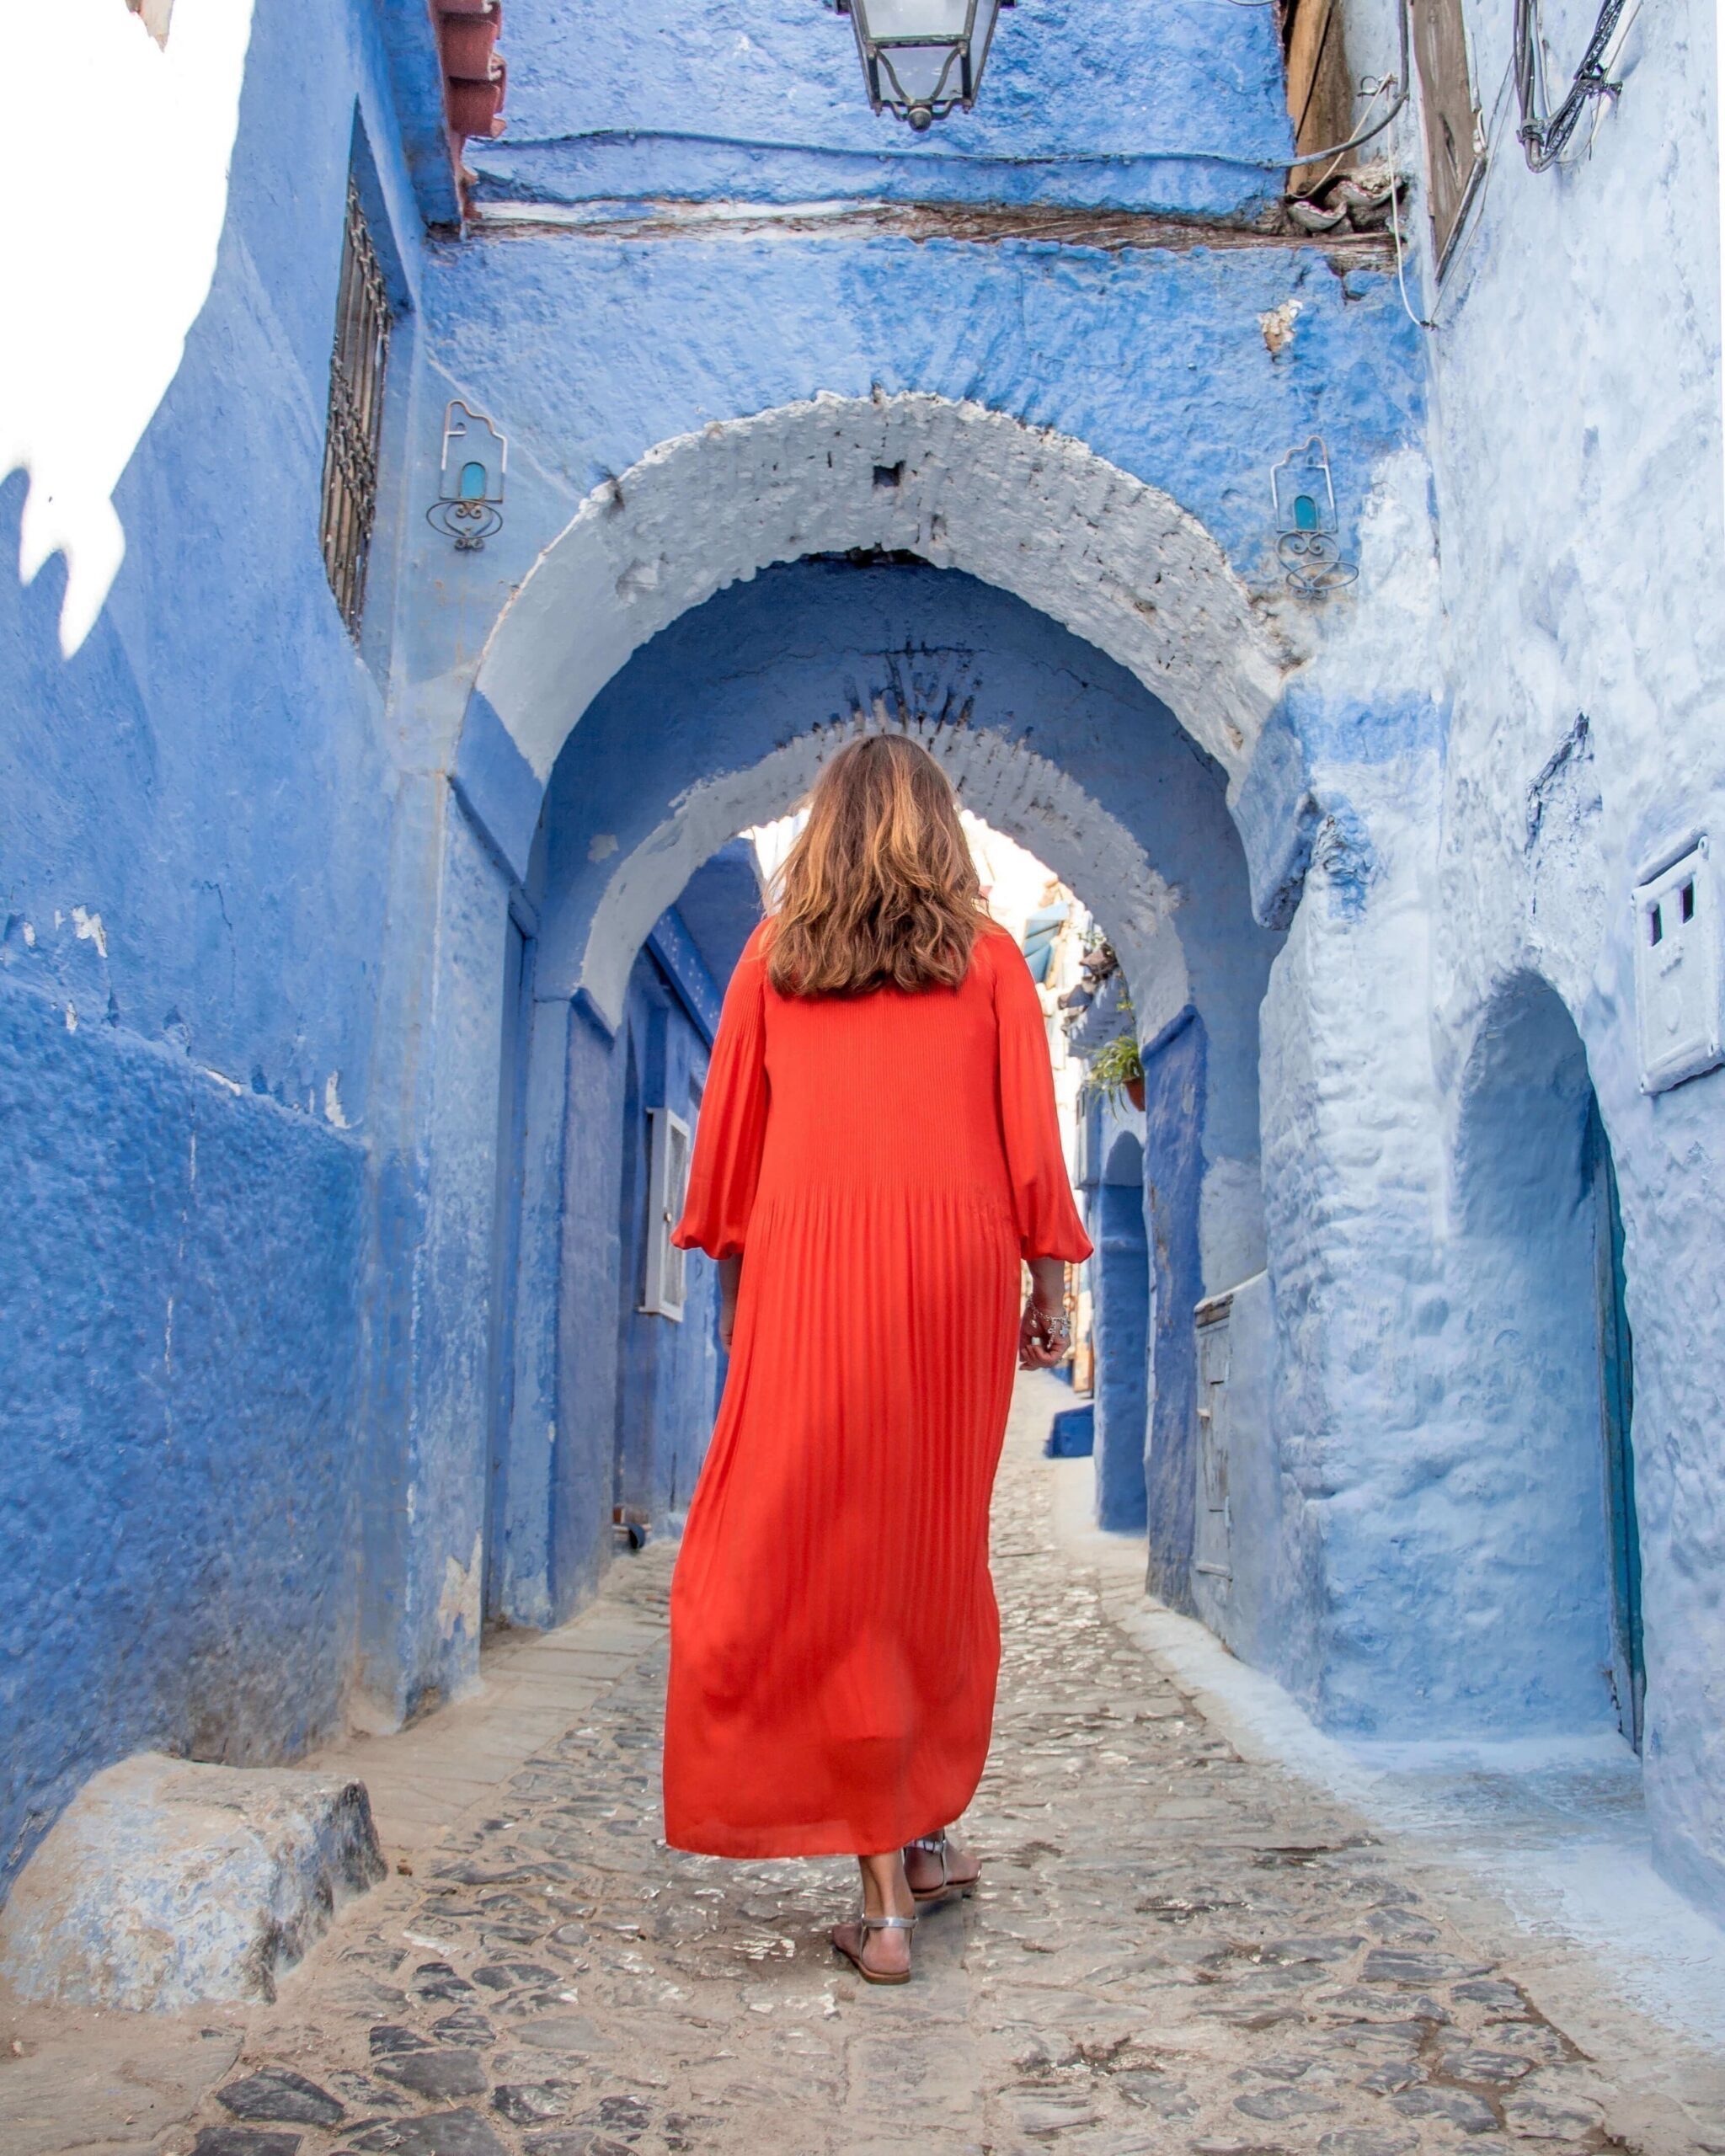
1589,1103 -> 1642,1751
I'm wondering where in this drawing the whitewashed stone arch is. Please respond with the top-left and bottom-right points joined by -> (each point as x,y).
574,710 -> 1190,1037
473,393 -> 1284,795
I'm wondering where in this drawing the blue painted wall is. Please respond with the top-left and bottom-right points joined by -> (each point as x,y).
508,558 -> 1278,1604
0,988 -> 365,1877
611,947 -> 722,1533
677,841 -> 767,988
472,0 -> 1294,220
1141,1014 -> 1208,1608
0,1 -> 428,1885
23,0 -> 1722,1937
422,233 -> 1423,604
1091,1131 -> 1151,1534
506,854 -> 756,1625
1320,975 -> 1620,1734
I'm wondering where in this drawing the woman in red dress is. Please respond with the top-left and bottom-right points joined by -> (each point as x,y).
667,735 -> 1092,1984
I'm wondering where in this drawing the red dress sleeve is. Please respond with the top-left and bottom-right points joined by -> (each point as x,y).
989,930 -> 1093,1263
671,923 -> 771,1259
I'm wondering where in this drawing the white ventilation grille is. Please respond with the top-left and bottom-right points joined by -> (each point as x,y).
1633,837 -> 1722,1095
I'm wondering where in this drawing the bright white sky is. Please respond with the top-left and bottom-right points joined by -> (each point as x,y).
2,0 -> 255,653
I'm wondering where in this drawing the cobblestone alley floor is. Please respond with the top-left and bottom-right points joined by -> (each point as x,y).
8,1382 -> 1724,2156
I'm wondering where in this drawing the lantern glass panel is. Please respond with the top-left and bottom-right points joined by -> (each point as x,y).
879,42 -> 959,104
864,0 -> 970,34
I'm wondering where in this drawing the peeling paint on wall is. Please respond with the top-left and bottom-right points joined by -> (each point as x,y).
1259,299 -> 1303,355
69,907 -> 107,960
435,1532 -> 483,1644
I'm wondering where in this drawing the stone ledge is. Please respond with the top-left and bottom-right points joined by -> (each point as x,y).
0,1753 -> 385,2011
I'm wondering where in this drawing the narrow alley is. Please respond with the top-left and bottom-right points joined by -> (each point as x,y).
10,1379 -> 1718,2156
9,2 -> 1725,2148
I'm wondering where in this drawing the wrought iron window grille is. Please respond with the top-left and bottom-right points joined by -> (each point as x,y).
320,179 -> 393,637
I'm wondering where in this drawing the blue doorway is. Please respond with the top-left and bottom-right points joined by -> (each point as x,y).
1092,1129 -> 1150,1533
483,910 -> 534,1625
1589,1102 -> 1643,1751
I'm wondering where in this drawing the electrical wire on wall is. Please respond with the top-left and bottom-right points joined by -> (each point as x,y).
1391,0 -> 1642,335
1514,0 -> 1641,169
1280,0 -> 1413,175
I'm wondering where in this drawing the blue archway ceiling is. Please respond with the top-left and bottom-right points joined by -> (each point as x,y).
536,557 -> 1280,1166
672,839 -> 765,990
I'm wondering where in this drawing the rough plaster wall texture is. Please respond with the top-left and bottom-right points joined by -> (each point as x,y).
0,0 -> 430,1127
676,841 -> 770,988
1199,1155 -> 1269,1296
1203,1269 -> 1281,1669
393,798 -> 515,1716
0,982 -> 366,1897
466,387 -> 1281,798
1361,0 -> 1725,1913
422,233 -> 1425,766
354,770 -> 450,1719
1433,982 -> 1618,1729
660,1016 -> 718,1521
1257,752 -> 1451,1730
2,0 -> 435,1795
473,0 -> 1293,217
492,997 -> 574,1630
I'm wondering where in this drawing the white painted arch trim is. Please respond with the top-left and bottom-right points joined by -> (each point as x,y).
577,708 -> 1189,1035
475,392 -> 1284,792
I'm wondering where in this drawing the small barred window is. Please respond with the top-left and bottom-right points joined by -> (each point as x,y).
319,179 -> 393,635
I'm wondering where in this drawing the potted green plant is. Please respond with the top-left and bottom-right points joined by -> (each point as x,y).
1085,1032 -> 1146,1114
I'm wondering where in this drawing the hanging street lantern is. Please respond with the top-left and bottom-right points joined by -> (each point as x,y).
836,0 -> 1012,132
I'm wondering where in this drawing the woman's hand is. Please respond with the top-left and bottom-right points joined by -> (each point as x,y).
1018,1297 -> 1070,1370
1018,1255 -> 1071,1369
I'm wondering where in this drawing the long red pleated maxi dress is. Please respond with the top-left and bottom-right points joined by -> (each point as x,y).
665,915 -> 1092,1857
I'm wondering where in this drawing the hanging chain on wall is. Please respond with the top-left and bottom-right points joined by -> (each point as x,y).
1513,0 -> 1636,170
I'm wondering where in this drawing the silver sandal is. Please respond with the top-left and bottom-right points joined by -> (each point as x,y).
905,1831 -> 981,1908
830,1908 -> 916,1986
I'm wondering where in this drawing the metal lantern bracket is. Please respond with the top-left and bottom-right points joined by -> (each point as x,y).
428,399 -> 507,551
1270,436 -> 1358,596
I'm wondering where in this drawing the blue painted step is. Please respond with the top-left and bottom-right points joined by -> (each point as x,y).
1045,1404 -> 1095,1459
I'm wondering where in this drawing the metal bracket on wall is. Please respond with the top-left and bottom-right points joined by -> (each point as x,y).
1270,436 -> 1358,596
428,400 -> 507,551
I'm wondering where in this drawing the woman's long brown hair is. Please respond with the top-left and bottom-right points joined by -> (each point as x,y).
767,734 -> 984,997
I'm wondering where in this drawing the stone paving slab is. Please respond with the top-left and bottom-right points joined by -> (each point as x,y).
6,1380 -> 1723,2155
